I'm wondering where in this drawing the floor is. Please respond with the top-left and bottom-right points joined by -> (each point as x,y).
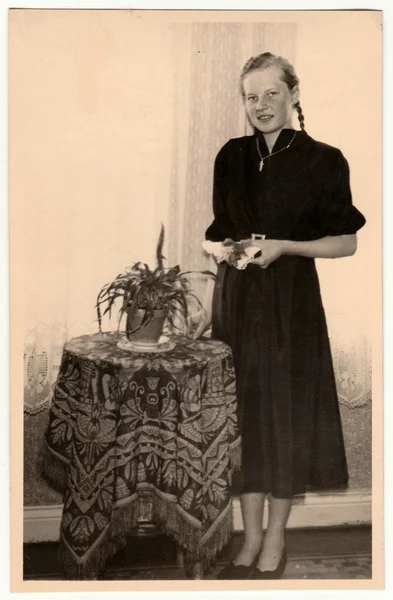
24,525 -> 371,580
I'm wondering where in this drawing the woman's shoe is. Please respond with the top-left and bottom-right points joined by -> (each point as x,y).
248,547 -> 287,580
217,555 -> 259,580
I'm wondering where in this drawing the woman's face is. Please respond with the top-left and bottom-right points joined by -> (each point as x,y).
242,65 -> 299,135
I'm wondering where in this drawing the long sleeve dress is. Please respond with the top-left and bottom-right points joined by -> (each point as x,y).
205,128 -> 366,499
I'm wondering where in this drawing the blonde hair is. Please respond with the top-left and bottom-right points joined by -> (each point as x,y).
240,52 -> 305,131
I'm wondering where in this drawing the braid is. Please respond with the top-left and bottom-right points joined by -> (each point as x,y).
294,101 -> 306,131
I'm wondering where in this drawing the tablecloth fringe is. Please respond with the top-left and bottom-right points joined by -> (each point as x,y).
58,534 -> 128,580
57,493 -> 234,579
38,441 -> 68,493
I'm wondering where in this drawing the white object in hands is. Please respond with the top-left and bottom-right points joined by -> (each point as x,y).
201,240 -> 231,263
236,245 -> 261,269
201,240 -> 261,270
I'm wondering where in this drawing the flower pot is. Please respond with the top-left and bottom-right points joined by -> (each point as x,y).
126,309 -> 166,343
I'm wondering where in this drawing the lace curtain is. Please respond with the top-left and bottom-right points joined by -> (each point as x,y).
24,324 -> 68,415
21,18 -> 371,414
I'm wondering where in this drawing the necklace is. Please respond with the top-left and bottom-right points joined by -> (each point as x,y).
256,131 -> 297,171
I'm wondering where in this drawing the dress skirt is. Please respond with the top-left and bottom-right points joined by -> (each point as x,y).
211,256 -> 349,498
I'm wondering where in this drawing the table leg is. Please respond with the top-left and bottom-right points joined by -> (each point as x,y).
177,546 -> 205,579
189,560 -> 204,580
183,559 -> 205,580
176,546 -> 185,568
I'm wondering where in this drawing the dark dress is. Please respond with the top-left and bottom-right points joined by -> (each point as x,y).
205,128 -> 366,498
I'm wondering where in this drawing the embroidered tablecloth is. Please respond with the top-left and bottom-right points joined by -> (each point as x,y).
41,332 -> 241,578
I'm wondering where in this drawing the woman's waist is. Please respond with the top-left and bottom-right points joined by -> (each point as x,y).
218,254 -> 316,273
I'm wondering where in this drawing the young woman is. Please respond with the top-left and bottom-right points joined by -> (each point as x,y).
204,53 -> 366,580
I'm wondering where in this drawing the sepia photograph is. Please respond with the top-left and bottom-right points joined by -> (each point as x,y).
9,6 -> 383,594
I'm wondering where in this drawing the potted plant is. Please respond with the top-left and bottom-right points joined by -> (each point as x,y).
96,224 -> 216,344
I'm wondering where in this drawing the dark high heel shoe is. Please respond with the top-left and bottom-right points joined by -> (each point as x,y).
248,547 -> 287,580
217,554 -> 259,580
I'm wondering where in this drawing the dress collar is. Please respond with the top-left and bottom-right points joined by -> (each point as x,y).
254,127 -> 308,155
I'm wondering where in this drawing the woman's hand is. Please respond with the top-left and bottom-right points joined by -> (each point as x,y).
250,239 -> 285,269
250,234 -> 358,266
186,308 -> 212,339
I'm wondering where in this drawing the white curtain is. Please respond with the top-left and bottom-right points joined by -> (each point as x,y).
17,15 -> 370,414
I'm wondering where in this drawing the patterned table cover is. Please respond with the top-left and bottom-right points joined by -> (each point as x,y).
41,332 -> 241,579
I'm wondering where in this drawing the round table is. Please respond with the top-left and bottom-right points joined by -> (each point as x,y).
41,332 -> 241,579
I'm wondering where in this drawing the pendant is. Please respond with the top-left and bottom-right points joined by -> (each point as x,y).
259,158 -> 264,172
